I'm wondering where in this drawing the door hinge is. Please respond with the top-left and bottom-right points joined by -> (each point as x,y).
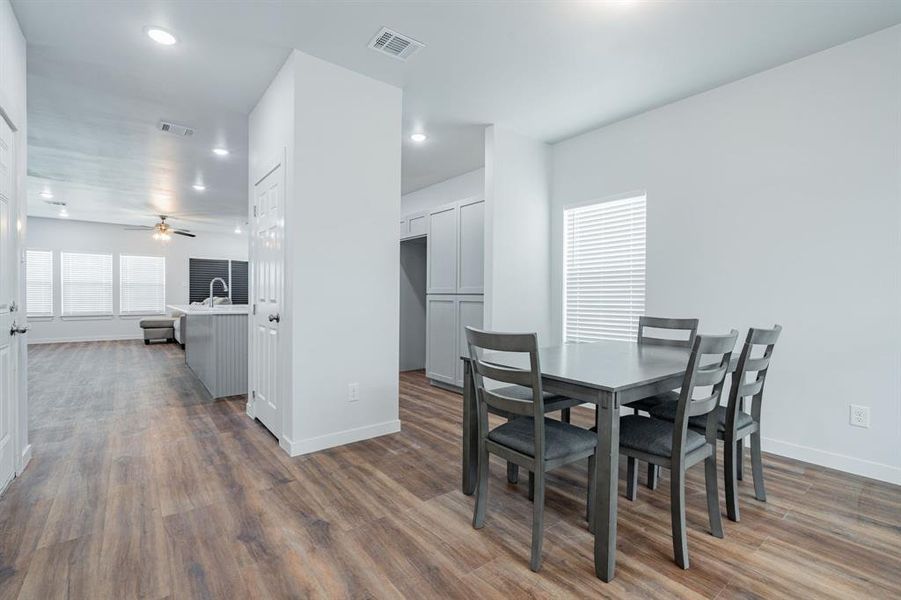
253,303 -> 257,315
251,390 -> 256,399
253,205 -> 258,217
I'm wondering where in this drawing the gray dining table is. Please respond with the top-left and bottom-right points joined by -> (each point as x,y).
461,339 -> 705,582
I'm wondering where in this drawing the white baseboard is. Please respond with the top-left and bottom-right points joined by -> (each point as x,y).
28,333 -> 144,344
17,443 -> 31,475
281,419 -> 402,457
762,436 -> 901,486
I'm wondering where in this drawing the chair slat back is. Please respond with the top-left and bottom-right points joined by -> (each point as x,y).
672,330 -> 739,450
725,325 -> 782,433
638,316 -> 699,348
465,327 -> 545,445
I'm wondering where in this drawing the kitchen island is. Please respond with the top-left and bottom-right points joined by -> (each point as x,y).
167,304 -> 248,399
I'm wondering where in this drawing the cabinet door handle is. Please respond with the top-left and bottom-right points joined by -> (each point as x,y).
268,313 -> 280,323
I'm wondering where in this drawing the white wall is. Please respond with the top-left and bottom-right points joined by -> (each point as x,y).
550,26 -> 901,484
484,126 -> 552,340
250,50 -> 402,456
26,217 -> 248,343
1,0 -> 28,476
401,168 -> 484,215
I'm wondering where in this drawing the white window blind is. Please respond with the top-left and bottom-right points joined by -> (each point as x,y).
120,255 -> 166,315
564,194 -> 646,343
26,250 -> 53,317
61,252 -> 113,316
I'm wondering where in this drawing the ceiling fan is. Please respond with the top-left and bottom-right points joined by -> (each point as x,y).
124,215 -> 196,240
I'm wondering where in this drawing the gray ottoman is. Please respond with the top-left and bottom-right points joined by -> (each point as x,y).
139,318 -> 176,344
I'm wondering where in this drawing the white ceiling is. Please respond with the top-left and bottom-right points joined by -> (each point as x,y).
12,1 -> 901,231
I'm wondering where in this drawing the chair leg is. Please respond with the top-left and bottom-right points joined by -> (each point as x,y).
735,439 -> 744,481
705,449 -> 724,539
561,408 -> 571,423
647,463 -> 659,489
528,471 -> 535,501
724,436 -> 740,522
750,431 -> 767,502
507,462 -> 519,484
529,468 -> 546,572
670,465 -> 689,569
586,453 -> 596,525
626,457 -> 638,501
472,442 -> 489,529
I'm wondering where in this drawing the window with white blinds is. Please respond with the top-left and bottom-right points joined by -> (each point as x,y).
26,250 -> 53,317
563,194 -> 646,343
61,252 -> 113,316
120,255 -> 166,315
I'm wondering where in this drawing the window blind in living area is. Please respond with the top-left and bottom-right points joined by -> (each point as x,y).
26,249 -> 53,317
120,255 -> 166,315
61,252 -> 113,316
563,194 -> 646,343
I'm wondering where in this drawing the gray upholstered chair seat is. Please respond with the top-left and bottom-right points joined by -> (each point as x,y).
627,390 -> 679,413
488,417 -> 596,461
492,385 -> 580,413
648,402 -> 754,432
139,318 -> 175,329
617,415 -> 706,458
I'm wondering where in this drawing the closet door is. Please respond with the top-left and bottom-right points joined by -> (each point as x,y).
455,295 -> 484,387
457,198 -> 484,294
426,204 -> 458,294
426,295 -> 457,384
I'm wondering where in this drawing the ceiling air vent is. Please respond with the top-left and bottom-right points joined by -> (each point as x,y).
44,200 -> 66,207
368,27 -> 424,61
158,120 -> 194,137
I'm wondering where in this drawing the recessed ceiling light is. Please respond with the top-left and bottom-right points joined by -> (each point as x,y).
192,184 -> 206,191
40,190 -> 53,199
234,225 -> 243,235
145,26 -> 177,46
212,147 -> 229,157
410,133 -> 427,143
58,209 -> 68,218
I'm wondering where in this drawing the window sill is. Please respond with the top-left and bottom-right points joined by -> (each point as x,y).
26,315 -> 54,321
119,313 -> 166,319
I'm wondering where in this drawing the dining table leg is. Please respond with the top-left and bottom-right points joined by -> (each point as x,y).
462,359 -> 477,496
593,390 -> 619,582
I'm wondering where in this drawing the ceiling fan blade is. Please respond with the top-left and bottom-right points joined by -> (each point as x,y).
173,230 -> 196,238
124,226 -> 154,230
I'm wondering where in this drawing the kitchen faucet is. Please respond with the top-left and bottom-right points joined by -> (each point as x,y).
209,277 -> 229,307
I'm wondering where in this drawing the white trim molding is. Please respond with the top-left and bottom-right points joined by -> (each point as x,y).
281,419 -> 402,457
762,436 -> 901,486
28,333 -> 143,345
17,443 -> 31,476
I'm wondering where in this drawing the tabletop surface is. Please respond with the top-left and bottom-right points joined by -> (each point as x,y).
468,339 -> 696,392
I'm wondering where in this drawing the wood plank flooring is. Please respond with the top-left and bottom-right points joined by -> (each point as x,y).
0,340 -> 898,598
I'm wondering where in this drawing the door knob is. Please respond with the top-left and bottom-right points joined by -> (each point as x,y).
9,322 -> 27,336
268,313 -> 280,323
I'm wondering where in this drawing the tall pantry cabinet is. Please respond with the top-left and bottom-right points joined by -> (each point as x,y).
402,196 -> 484,389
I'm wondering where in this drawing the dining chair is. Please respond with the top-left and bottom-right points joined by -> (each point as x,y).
466,327 -> 597,572
629,316 -> 700,489
648,325 -> 782,521
594,329 -> 737,569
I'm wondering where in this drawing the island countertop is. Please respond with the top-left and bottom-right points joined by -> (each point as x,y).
167,304 -> 250,316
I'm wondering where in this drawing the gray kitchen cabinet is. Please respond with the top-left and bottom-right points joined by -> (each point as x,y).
457,198 -> 485,294
454,295 -> 484,386
407,212 -> 428,238
427,204 -> 458,294
426,295 -> 458,385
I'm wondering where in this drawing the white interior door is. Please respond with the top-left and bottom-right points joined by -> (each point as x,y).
250,158 -> 284,438
0,118 -> 17,490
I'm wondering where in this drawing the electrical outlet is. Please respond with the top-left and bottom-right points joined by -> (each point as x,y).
348,383 -> 360,402
849,404 -> 870,428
